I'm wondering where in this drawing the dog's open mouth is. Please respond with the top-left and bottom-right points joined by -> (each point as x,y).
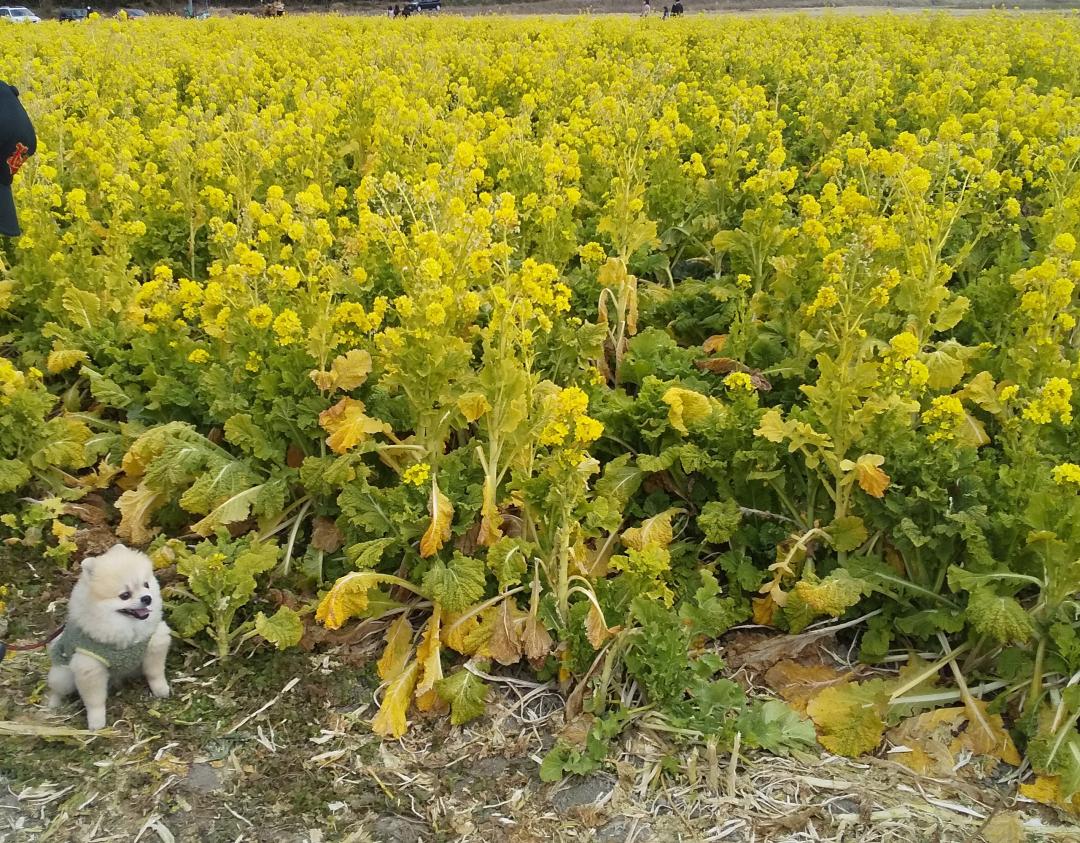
119,607 -> 151,620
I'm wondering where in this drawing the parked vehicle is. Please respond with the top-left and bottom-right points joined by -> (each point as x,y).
404,0 -> 440,11
57,7 -> 88,20
115,7 -> 148,17
0,6 -> 41,21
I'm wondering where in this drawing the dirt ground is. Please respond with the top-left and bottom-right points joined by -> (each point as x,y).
4,547 -> 1080,843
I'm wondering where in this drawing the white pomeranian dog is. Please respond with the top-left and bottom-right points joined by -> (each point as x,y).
47,545 -> 171,730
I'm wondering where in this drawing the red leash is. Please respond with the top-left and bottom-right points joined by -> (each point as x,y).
0,625 -> 65,660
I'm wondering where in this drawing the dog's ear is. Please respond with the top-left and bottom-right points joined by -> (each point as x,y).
80,557 -> 96,577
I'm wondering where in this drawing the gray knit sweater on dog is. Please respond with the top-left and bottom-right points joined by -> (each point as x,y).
51,623 -> 150,677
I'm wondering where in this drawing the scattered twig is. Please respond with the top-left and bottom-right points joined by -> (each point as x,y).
223,677 -> 300,735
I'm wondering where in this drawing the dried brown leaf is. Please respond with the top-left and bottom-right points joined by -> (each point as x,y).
764,659 -> 850,714
311,516 -> 344,553
488,599 -> 524,666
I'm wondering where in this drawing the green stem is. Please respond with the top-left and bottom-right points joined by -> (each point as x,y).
216,614 -> 232,659
279,498 -> 311,578
1027,636 -> 1047,716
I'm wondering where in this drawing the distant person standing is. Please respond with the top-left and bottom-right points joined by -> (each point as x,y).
662,5 -> 668,17
641,0 -> 650,15
671,1 -> 683,14
0,83 -> 36,239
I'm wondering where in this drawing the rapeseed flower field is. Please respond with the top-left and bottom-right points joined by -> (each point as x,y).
2,13 -> 1080,815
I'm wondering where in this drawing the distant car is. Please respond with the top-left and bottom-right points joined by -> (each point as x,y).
57,7 -> 88,20
0,6 -> 41,21
115,7 -> 148,16
403,0 -> 440,11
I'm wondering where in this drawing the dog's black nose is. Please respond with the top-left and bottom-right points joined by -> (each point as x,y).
141,595 -> 152,606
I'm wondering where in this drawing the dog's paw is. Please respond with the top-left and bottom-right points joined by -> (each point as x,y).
86,710 -> 106,731
47,693 -> 64,711
149,679 -> 170,699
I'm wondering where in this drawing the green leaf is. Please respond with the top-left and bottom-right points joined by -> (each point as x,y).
224,414 -> 278,461
965,587 -> 1034,645
252,477 -> 288,521
177,460 -> 252,513
826,515 -> 868,553
539,745 -> 573,782
679,569 -> 746,638
81,366 -> 131,409
61,287 -> 101,331
190,484 -> 269,537
170,601 -> 210,638
32,416 -> 91,471
698,499 -> 743,545
435,668 -> 488,725
346,538 -> 396,570
0,459 -> 31,494
921,341 -> 972,390
739,699 -> 818,755
594,453 -> 645,503
894,609 -> 966,638
233,540 -> 281,584
636,448 -> 681,473
787,570 -> 870,633
486,538 -> 531,591
932,295 -> 970,333
254,606 -> 304,650
422,552 -> 487,614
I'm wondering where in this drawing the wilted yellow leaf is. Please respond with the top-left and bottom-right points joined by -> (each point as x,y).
419,481 -> 453,558
309,370 -> 335,391
115,483 -> 166,545
621,508 -> 683,551
46,348 -> 88,374
443,611 -> 483,655
414,607 -> 447,713
309,349 -> 373,392
752,595 -> 779,626
476,482 -> 503,548
840,453 -> 891,498
316,571 -> 408,630
318,398 -> 389,454
372,659 -> 419,739
377,615 -> 413,680
585,603 -> 620,649
597,257 -> 629,288
457,392 -> 492,423
754,408 -> 789,444
76,458 -> 122,490
806,681 -> 889,757
955,412 -> 991,448
702,335 -> 728,354
331,349 -> 373,390
1019,775 -> 1080,816
662,387 -> 712,435
120,426 -> 175,478
978,811 -> 1025,843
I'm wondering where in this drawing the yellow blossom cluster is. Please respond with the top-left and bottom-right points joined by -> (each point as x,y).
1023,378 -> 1074,426
539,386 -> 604,459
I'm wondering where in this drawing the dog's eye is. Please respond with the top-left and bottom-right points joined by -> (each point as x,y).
143,582 -> 149,588
120,591 -> 131,601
